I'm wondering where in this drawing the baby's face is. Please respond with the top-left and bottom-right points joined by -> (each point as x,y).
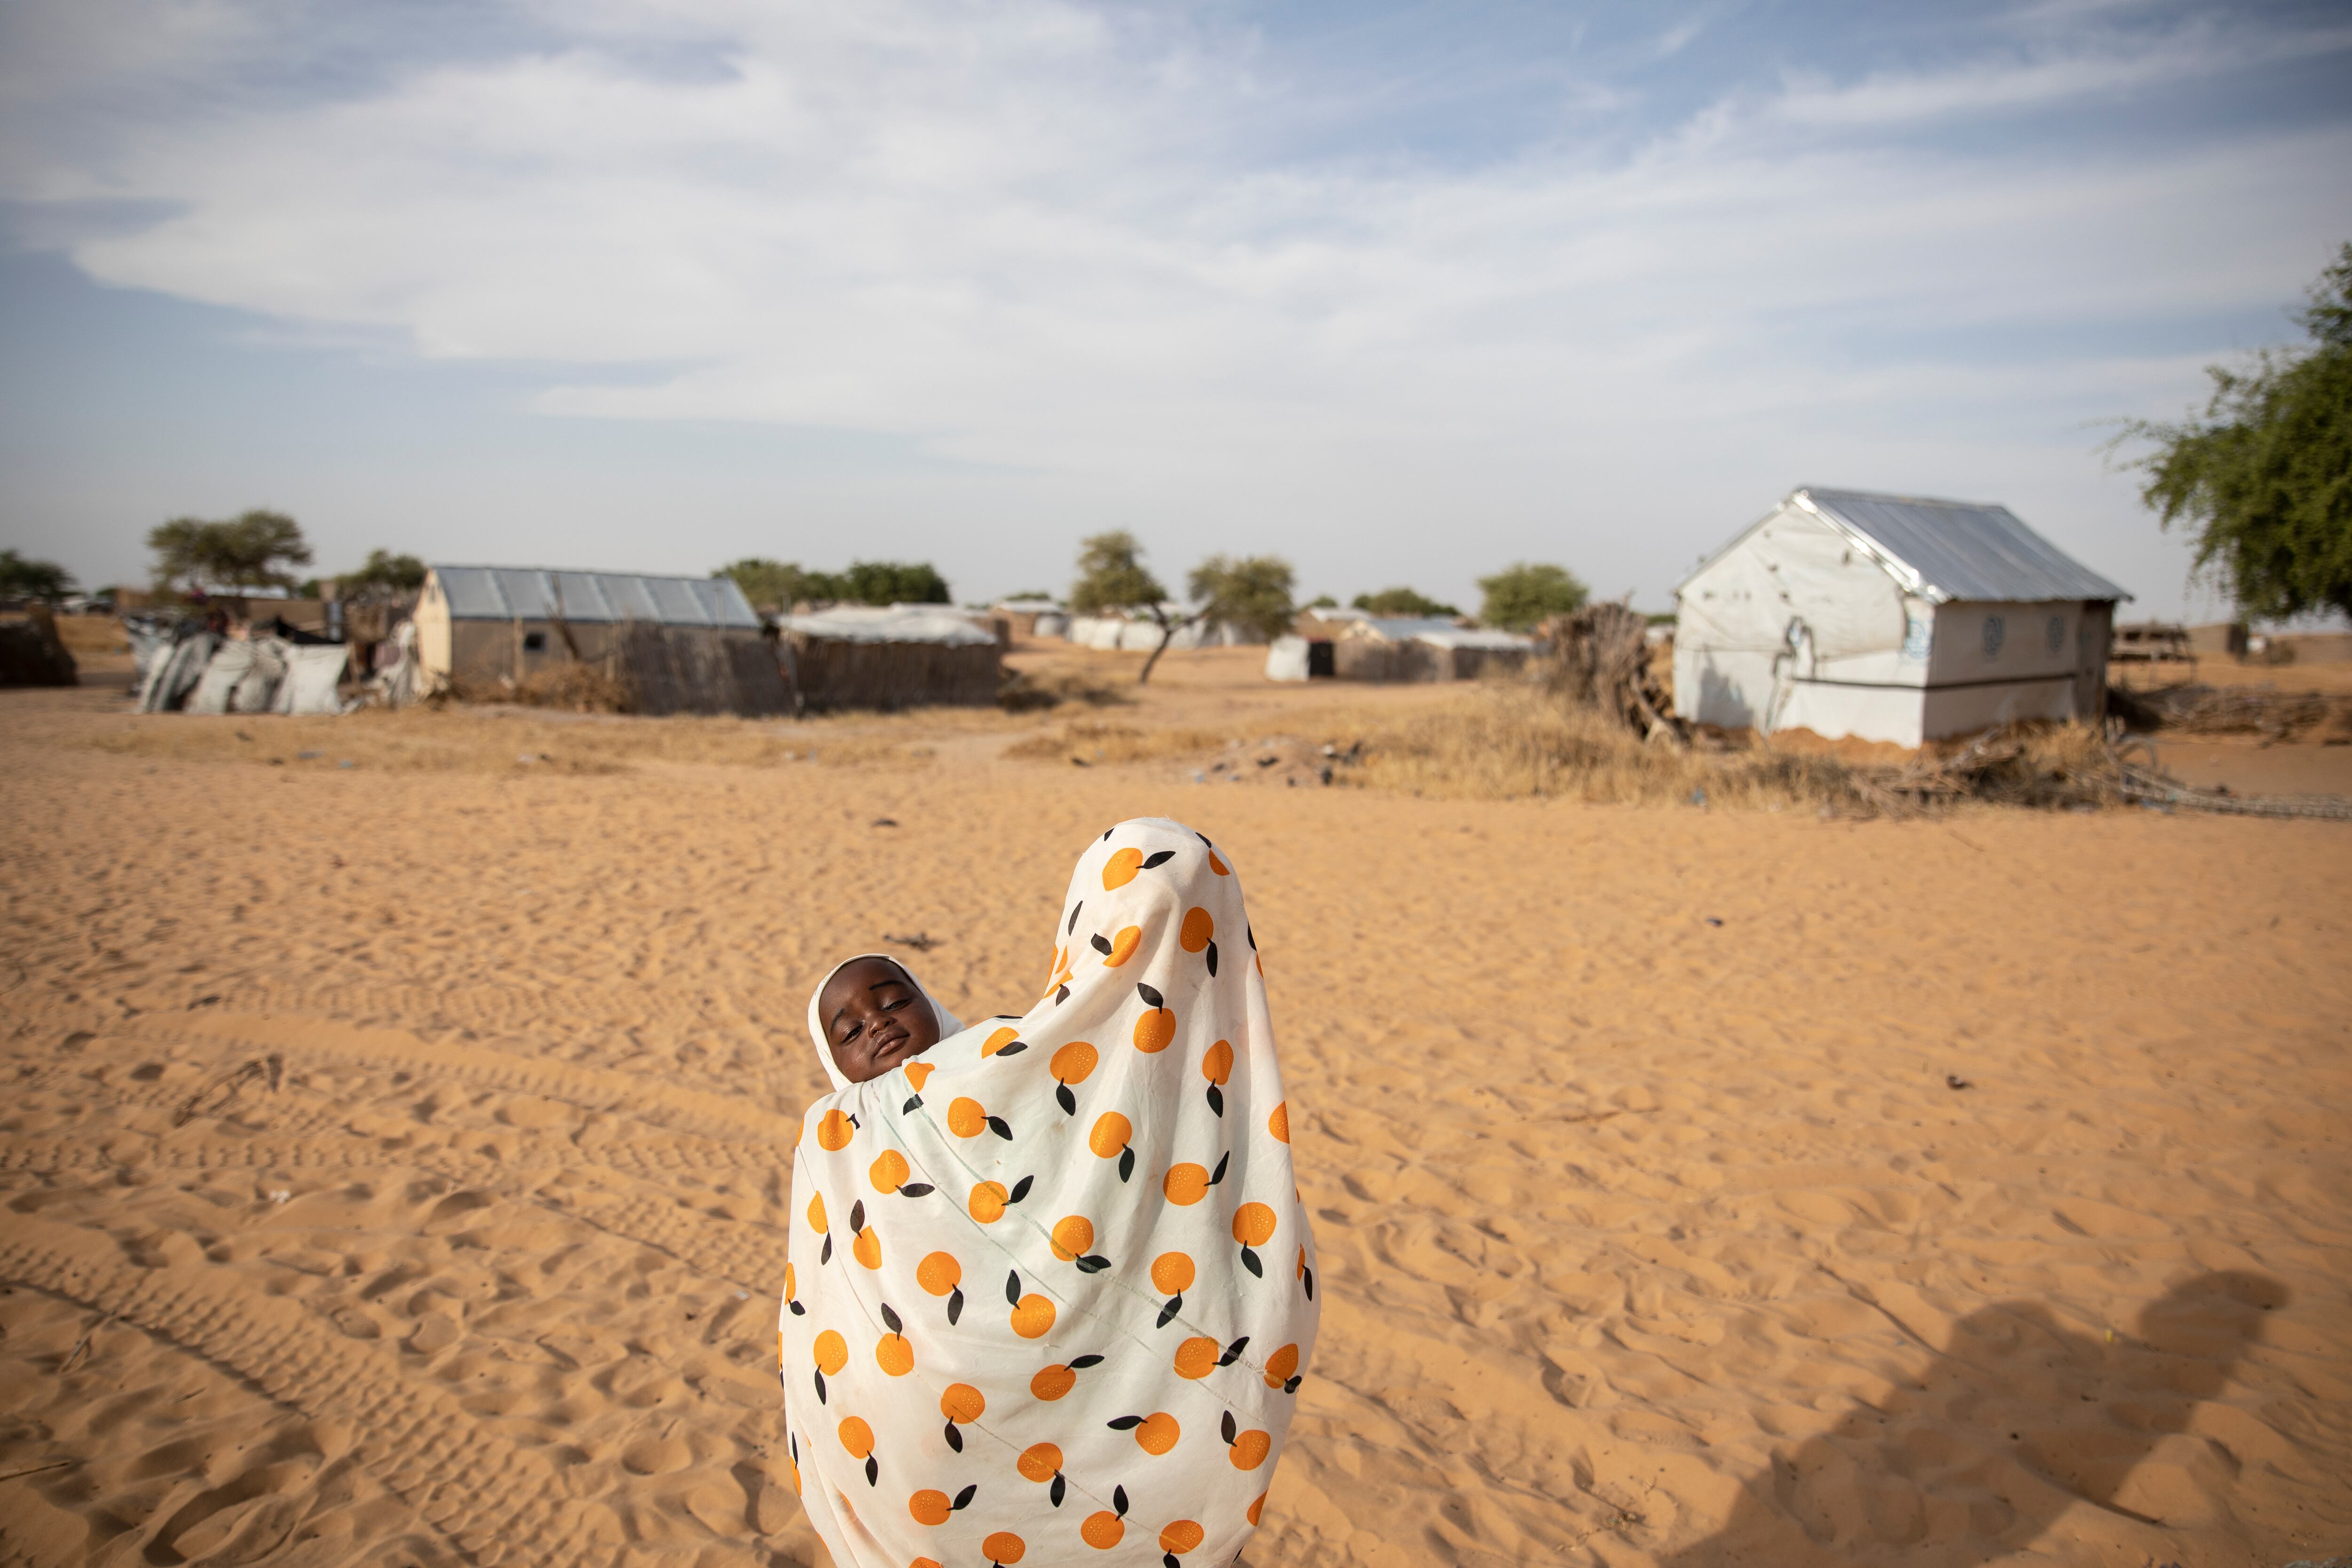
819,957 -> 942,1084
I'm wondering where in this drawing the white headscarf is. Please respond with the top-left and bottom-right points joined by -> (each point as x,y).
779,819 -> 1318,1568
805,953 -> 967,1093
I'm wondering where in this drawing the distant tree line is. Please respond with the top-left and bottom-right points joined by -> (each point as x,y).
716,558 -> 951,613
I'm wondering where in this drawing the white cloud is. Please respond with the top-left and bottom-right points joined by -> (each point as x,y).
4,0 -> 2348,612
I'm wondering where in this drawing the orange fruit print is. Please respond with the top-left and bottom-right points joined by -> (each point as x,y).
1030,1363 -> 1078,1401
875,1331 -> 914,1376
1009,1293 -> 1056,1338
1050,1215 -> 1095,1261
1132,1005 -> 1176,1054
1102,847 -> 1144,888
816,1108 -> 854,1150
836,1417 -> 874,1458
1080,1511 -> 1123,1548
982,1026 -> 1020,1057
1133,1412 -> 1179,1454
1179,907 -> 1213,952
947,1097 -> 988,1137
1163,1164 -> 1210,1205
869,1149 -> 909,1193
1171,1336 -> 1218,1379
1051,1041 -> 1097,1084
1232,1202 -> 1276,1247
983,1531 -> 1025,1565
1160,1520 -> 1205,1554
1150,1251 -> 1195,1294
1017,1442 -> 1061,1482
916,1251 -> 961,1296
1088,1112 -> 1130,1159
969,1181 -> 1010,1223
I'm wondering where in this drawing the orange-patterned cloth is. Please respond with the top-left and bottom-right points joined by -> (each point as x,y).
779,817 -> 1319,1568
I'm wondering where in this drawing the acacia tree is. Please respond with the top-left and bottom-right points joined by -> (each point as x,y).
2116,243 -> 2352,621
148,510 -> 313,594
1070,533 -> 1297,684
1477,562 -> 1589,630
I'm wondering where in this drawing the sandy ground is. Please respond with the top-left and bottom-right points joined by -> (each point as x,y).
2,663 -> 2350,1568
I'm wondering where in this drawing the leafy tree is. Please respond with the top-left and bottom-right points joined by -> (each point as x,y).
1189,555 -> 1296,642
148,509 -> 313,593
996,589 -> 1058,604
337,549 -> 427,601
1477,561 -> 1590,631
2116,242 -> 2352,620
1304,594 -> 1338,609
0,549 -> 75,600
1352,586 -> 1460,618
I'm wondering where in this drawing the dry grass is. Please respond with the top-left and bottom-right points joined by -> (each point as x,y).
1003,720 -> 1233,764
1340,687 -> 2139,815
80,705 -> 942,776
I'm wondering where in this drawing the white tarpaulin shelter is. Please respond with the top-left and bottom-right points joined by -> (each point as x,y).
1675,487 -> 2130,748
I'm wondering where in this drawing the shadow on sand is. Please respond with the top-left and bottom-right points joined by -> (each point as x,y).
1658,1271 -> 2289,1566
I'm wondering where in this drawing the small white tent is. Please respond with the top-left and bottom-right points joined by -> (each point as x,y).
1676,487 -> 2129,747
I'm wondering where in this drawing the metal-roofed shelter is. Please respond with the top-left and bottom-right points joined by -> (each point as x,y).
1675,487 -> 2130,747
414,565 -> 787,715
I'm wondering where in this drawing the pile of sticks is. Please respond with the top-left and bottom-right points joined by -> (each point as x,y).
2107,681 -> 2336,741
1538,602 -> 1679,744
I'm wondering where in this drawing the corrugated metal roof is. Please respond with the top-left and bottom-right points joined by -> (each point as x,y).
429,566 -> 759,628
1351,616 -> 1467,641
1793,488 -> 2130,604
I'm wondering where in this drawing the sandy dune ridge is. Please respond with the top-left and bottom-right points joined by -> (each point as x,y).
2,684 -> 2350,1567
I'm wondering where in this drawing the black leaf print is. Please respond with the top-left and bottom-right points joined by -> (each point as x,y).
1107,1416 -> 1142,1430
881,1303 -> 902,1334
865,1455 -> 878,1486
1075,1255 -> 1112,1273
994,1040 -> 1027,1058
1207,1084 -> 1224,1117
1005,1269 -> 1022,1306
1009,1174 -> 1034,1204
1143,850 -> 1174,868
777,1368 -> 787,1393
1056,1084 -> 1076,1116
903,1095 -> 922,1114
947,1287 -> 964,1325
1113,1485 -> 1129,1517
1156,1295 -> 1181,1329
1100,827 -> 1114,841
1069,1354 -> 1104,1369
1050,1474 -> 1065,1507
1241,1247 -> 1262,1277
945,1421 -> 963,1452
791,1434 -> 799,1462
1247,923 -> 1256,950
1220,1336 -> 1249,1365
1068,901 -> 1084,933
899,1183 -> 935,1198
1090,933 -> 1113,955
1220,1411 -> 1237,1444
1136,982 -> 1164,1008
849,1200 -> 865,1233
814,1369 -> 826,1403
953,1484 -> 977,1510
1283,1375 -> 1303,1394
847,1112 -> 860,1129
1210,1151 -> 1230,1186
1117,1147 -> 1134,1183
1165,1555 -> 1179,1568
788,1300 -> 805,1316
1055,985 -> 1069,1005
1205,941 -> 1218,977
820,1235 -> 832,1265
1303,1266 -> 1315,1300
987,1115 -> 1013,1139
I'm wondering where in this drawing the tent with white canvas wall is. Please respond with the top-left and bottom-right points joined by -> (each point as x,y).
1674,487 -> 2129,747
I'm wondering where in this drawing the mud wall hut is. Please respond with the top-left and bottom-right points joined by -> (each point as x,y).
414,565 -> 787,716
782,606 -> 1003,710
1333,617 -> 1533,682
1674,487 -> 2128,747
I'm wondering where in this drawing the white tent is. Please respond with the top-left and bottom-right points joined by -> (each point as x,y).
1675,486 -> 2129,747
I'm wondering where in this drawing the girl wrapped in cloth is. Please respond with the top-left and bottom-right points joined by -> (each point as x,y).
780,818 -> 1319,1568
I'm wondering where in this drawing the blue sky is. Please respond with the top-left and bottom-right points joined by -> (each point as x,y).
3,0 -> 2348,616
